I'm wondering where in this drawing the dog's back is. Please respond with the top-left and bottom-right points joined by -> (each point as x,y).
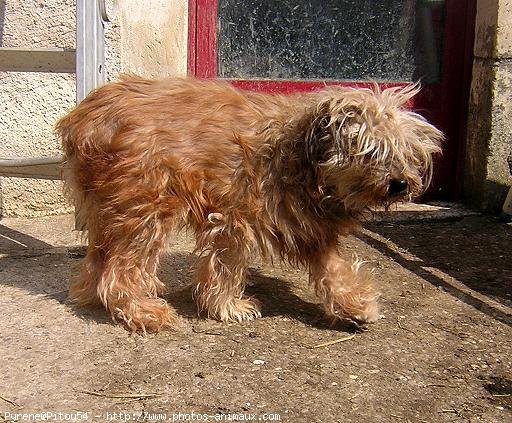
57,76 -> 257,228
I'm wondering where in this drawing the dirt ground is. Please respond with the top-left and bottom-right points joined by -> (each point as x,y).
0,208 -> 511,423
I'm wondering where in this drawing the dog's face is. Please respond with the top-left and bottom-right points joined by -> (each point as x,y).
306,85 -> 443,211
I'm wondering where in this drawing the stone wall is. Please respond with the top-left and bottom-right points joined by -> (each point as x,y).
464,0 -> 512,212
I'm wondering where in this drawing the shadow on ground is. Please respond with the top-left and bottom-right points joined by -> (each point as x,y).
0,223 -> 53,251
360,216 -> 512,326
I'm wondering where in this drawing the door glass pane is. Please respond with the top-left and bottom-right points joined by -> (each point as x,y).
217,0 -> 445,83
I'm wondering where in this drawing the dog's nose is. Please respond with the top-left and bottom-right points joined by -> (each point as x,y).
388,178 -> 408,195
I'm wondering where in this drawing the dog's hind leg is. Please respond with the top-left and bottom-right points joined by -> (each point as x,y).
193,224 -> 261,322
99,212 -> 178,332
70,246 -> 105,307
310,250 -> 380,324
71,195 -> 179,332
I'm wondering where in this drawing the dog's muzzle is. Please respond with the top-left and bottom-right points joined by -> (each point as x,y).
388,178 -> 408,196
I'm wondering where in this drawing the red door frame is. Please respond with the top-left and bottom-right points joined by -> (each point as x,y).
188,0 -> 476,199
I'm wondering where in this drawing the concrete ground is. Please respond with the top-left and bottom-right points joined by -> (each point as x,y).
0,208 -> 511,423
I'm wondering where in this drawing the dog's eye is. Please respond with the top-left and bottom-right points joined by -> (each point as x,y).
388,178 -> 408,195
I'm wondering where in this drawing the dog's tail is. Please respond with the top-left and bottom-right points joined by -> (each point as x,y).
55,82 -> 126,231
56,112 -> 82,231
56,110 -> 93,232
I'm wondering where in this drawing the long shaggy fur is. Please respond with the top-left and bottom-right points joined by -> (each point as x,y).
56,75 -> 442,332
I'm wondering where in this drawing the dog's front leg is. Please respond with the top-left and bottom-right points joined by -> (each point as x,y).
194,230 -> 261,322
310,250 -> 380,323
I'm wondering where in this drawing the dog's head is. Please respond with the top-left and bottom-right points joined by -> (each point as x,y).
304,84 -> 443,212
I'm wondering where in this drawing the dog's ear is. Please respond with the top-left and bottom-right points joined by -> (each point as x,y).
303,97 -> 362,166
303,102 -> 331,164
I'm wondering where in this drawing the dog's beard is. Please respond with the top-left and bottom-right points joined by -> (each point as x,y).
319,153 -> 428,214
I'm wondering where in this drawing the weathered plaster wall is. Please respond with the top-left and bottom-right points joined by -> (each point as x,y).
118,0 -> 188,78
0,0 -> 75,217
0,0 -> 187,217
465,0 -> 512,212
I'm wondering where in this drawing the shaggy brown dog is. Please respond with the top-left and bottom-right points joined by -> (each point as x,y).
56,76 -> 442,332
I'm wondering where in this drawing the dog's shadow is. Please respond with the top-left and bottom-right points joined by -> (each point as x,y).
160,253 -> 359,332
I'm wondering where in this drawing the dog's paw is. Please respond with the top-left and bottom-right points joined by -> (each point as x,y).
111,297 -> 178,333
325,293 -> 380,324
212,297 -> 262,323
348,300 -> 380,323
